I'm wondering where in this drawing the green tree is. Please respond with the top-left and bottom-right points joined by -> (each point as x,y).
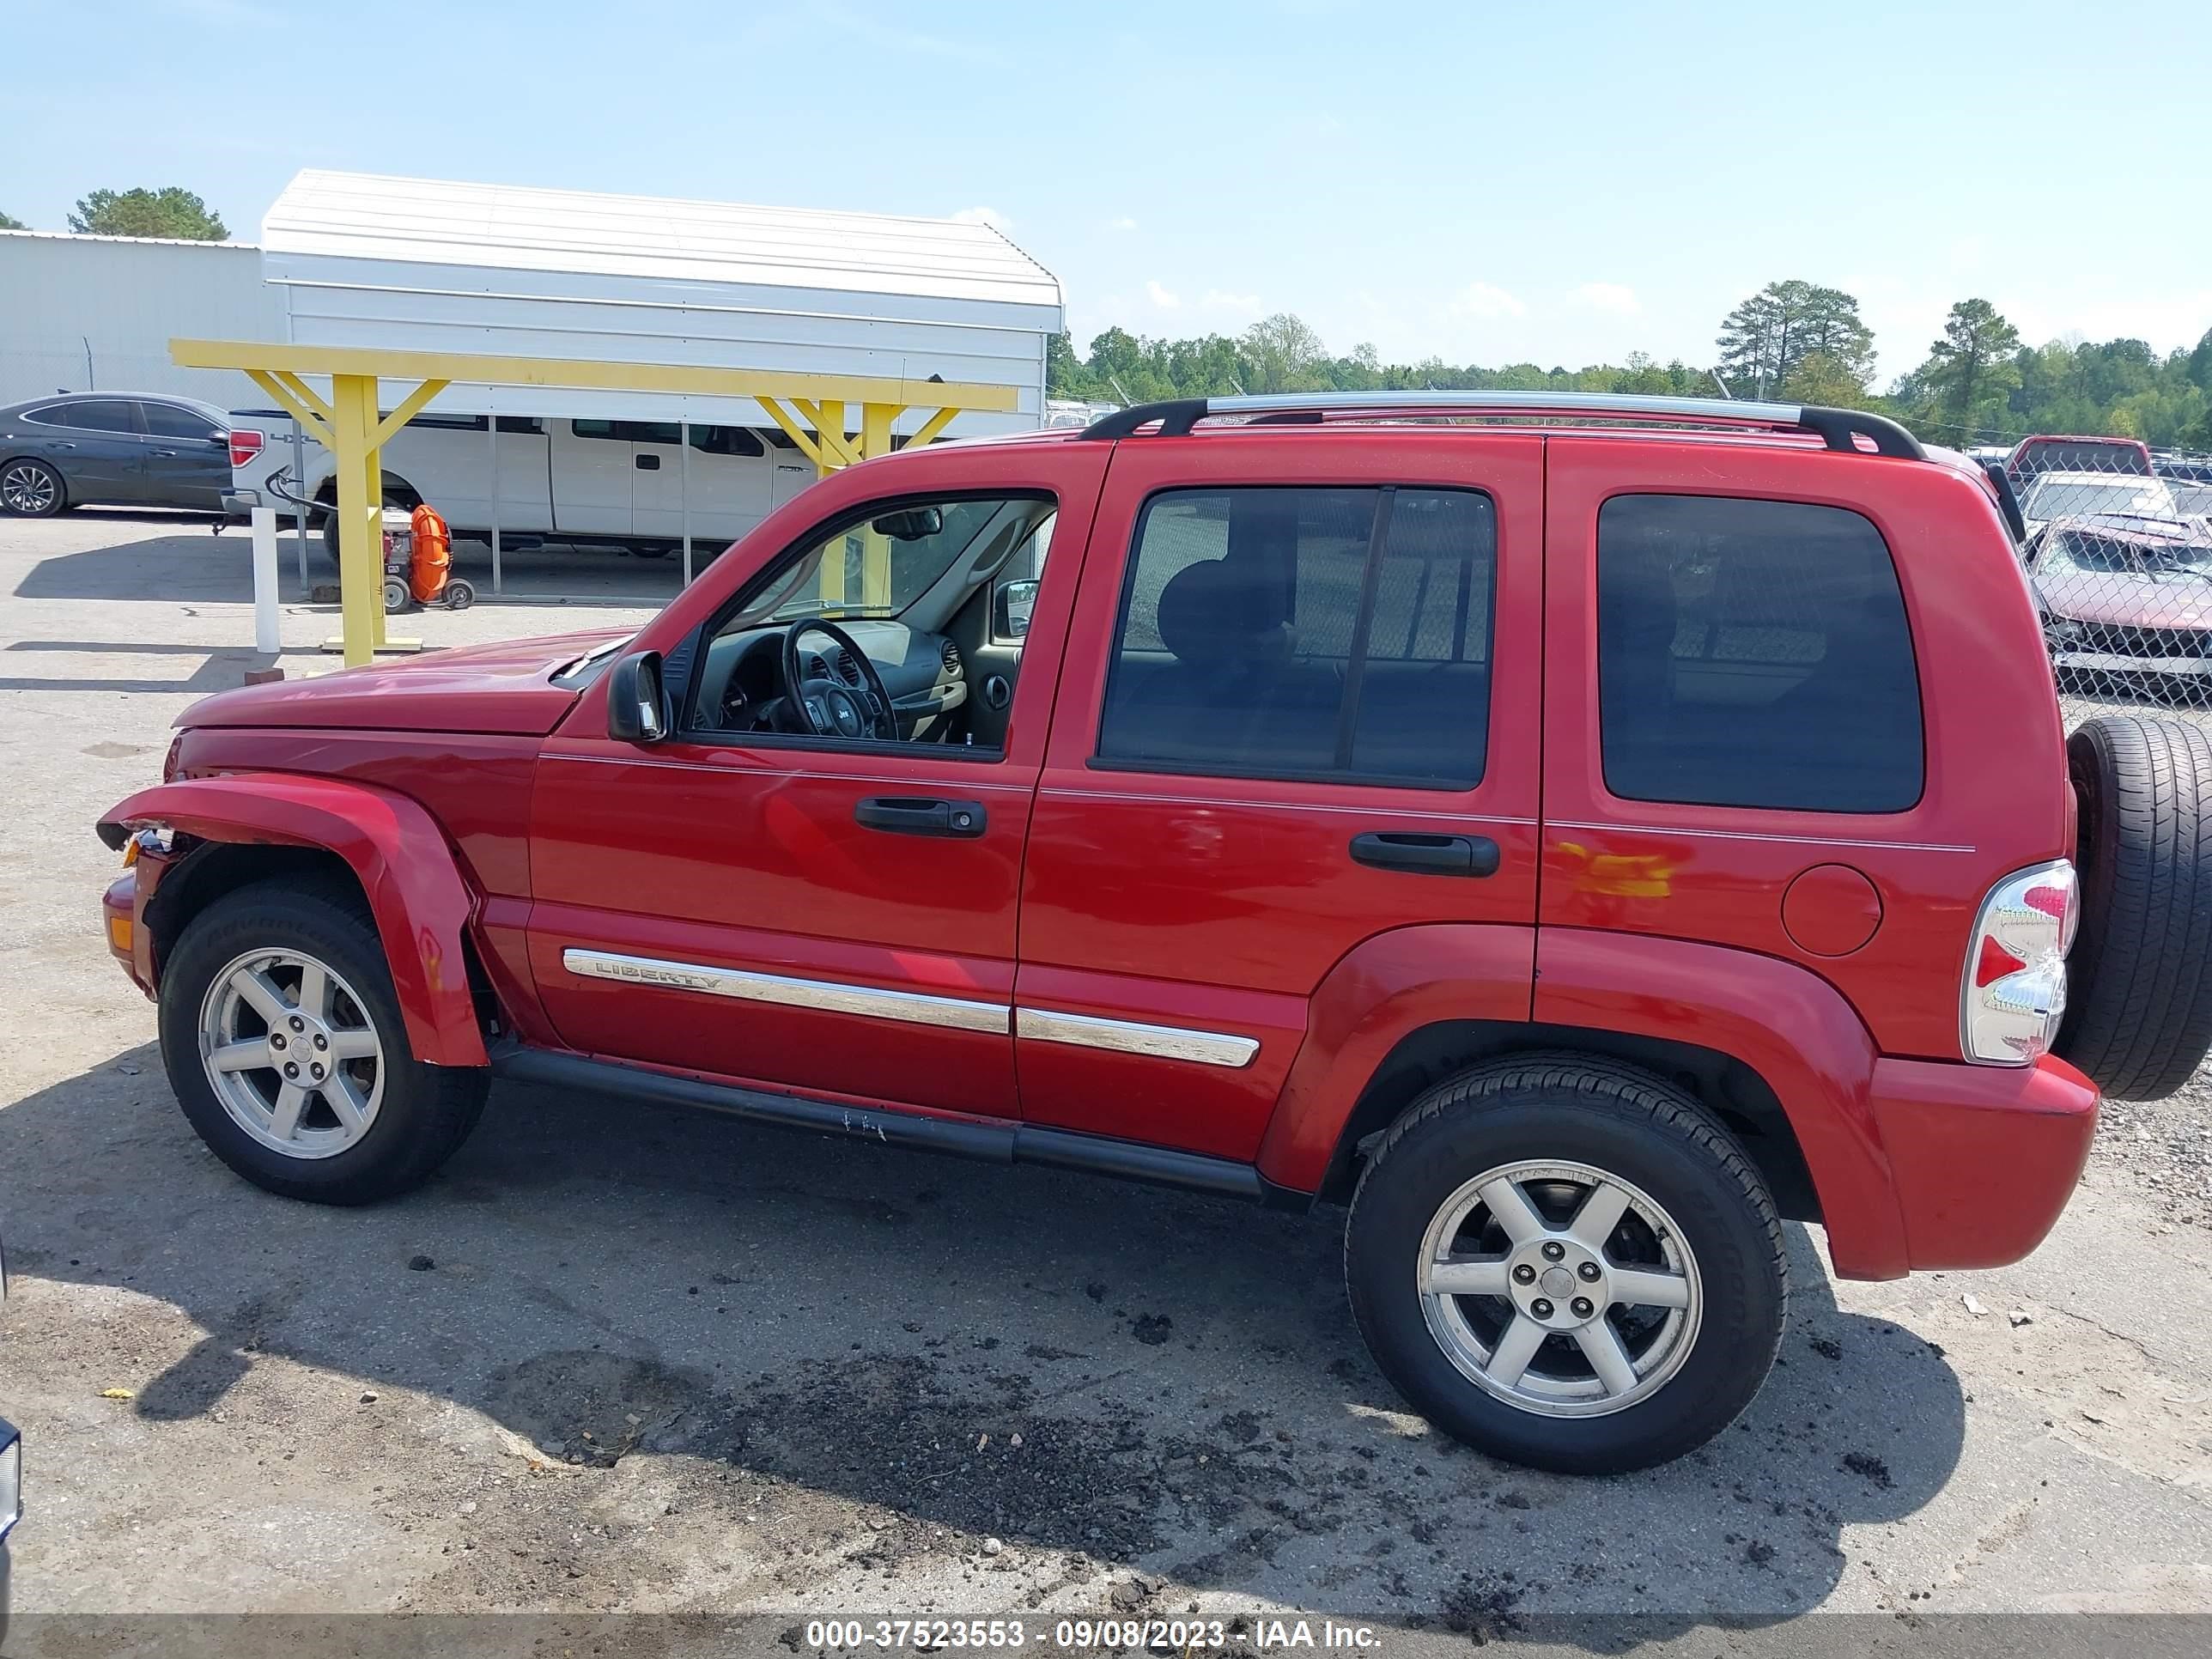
1779,350 -> 1872,409
1240,313 -> 1328,392
2187,327 -> 2212,396
68,186 -> 227,240
1717,280 -> 1875,398
0,210 -> 24,230
1918,299 -> 2023,440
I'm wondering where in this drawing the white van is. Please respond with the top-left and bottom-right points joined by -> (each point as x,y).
225,410 -> 820,560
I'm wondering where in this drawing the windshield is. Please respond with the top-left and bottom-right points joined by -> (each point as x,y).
2044,529 -> 2212,575
724,496 -> 1056,629
2024,477 -> 2173,520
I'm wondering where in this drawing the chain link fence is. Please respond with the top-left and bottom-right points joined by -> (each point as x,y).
1991,438 -> 2212,733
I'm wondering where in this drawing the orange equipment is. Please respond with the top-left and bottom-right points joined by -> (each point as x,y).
405,505 -> 474,611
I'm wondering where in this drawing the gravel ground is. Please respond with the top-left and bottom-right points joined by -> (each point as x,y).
3,514 -> 2212,1652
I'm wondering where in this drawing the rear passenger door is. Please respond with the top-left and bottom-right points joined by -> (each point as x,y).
557,419 -> 641,534
1536,441 -> 1946,1032
139,402 -> 231,510
1014,431 -> 1544,1162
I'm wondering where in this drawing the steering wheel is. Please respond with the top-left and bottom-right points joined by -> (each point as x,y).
778,618 -> 896,741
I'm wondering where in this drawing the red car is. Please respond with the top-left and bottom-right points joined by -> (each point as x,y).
2028,513 -> 2212,696
95,393 -> 2212,1474
2007,433 -> 2155,489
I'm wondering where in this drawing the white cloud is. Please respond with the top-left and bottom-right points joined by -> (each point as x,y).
1573,282 -> 1641,315
951,205 -> 1010,232
1449,282 -> 1526,320
1202,289 -> 1263,317
1146,279 -> 1182,310
1109,216 -> 1139,232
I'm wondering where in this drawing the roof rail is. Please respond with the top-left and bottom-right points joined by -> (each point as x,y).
1080,391 -> 1926,460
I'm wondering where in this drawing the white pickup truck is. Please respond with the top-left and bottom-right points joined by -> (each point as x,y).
224,410 -> 820,561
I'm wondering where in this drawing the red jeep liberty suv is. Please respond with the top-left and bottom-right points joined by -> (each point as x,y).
97,392 -> 2212,1474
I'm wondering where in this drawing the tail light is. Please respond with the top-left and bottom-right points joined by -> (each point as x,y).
1960,860 -> 2078,1065
228,428 -> 264,469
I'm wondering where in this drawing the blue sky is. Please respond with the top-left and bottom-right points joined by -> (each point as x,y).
15,0 -> 2209,381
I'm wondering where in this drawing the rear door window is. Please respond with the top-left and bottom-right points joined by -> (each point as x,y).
1097,485 -> 1496,787
1596,494 -> 1923,812
143,403 -> 222,441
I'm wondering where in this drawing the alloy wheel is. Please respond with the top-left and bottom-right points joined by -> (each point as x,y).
1417,1159 -> 1702,1418
197,947 -> 386,1159
2,461 -> 58,514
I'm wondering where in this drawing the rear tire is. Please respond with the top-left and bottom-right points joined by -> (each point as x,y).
1345,1054 -> 1786,1474
2056,715 -> 2212,1098
157,878 -> 489,1204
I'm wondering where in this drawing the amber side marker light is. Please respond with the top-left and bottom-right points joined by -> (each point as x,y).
107,915 -> 134,953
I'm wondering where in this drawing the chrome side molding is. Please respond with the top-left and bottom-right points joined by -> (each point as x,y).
562,950 -> 1009,1034
1015,1007 -> 1259,1069
562,949 -> 1261,1066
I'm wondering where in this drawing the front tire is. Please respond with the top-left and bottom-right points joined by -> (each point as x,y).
1345,1054 -> 1786,1474
157,878 -> 489,1204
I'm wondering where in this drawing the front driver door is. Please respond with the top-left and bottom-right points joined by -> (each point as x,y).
526,441 -> 1111,1117
1013,430 -> 1545,1161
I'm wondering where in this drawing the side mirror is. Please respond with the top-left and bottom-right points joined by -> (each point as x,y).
606,650 -> 668,743
994,579 -> 1039,641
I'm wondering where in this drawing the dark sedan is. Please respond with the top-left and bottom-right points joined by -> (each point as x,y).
0,392 -> 234,517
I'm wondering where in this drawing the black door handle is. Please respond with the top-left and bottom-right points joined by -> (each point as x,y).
635,453 -> 661,471
855,796 -> 988,838
1350,830 -> 1500,878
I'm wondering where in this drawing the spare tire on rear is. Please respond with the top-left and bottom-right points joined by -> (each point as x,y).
2057,715 -> 2212,1099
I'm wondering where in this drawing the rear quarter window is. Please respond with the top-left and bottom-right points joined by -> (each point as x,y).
1597,494 -> 1923,813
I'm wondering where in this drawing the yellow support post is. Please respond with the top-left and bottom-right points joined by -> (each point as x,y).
859,402 -> 896,609
811,398 -> 849,478
814,398 -> 848,605
329,374 -> 381,666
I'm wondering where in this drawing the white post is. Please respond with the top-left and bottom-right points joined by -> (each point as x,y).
680,418 -> 693,587
251,507 -> 281,655
488,416 -> 503,594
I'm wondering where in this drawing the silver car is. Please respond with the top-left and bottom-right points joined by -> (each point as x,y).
0,392 -> 234,518
2019,469 -> 2179,536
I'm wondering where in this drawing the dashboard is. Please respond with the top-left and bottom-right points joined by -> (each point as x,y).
691,619 -> 969,741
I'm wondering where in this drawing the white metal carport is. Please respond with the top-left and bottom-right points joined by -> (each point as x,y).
185,171 -> 1062,659
259,170 -> 1060,435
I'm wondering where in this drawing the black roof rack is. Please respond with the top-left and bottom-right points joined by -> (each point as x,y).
1081,391 -> 1926,460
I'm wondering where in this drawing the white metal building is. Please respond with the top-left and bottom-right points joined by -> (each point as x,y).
257,170 -> 1062,432
0,231 -> 279,407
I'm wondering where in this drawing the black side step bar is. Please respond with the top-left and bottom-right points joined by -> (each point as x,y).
489,1045 -> 1306,1208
